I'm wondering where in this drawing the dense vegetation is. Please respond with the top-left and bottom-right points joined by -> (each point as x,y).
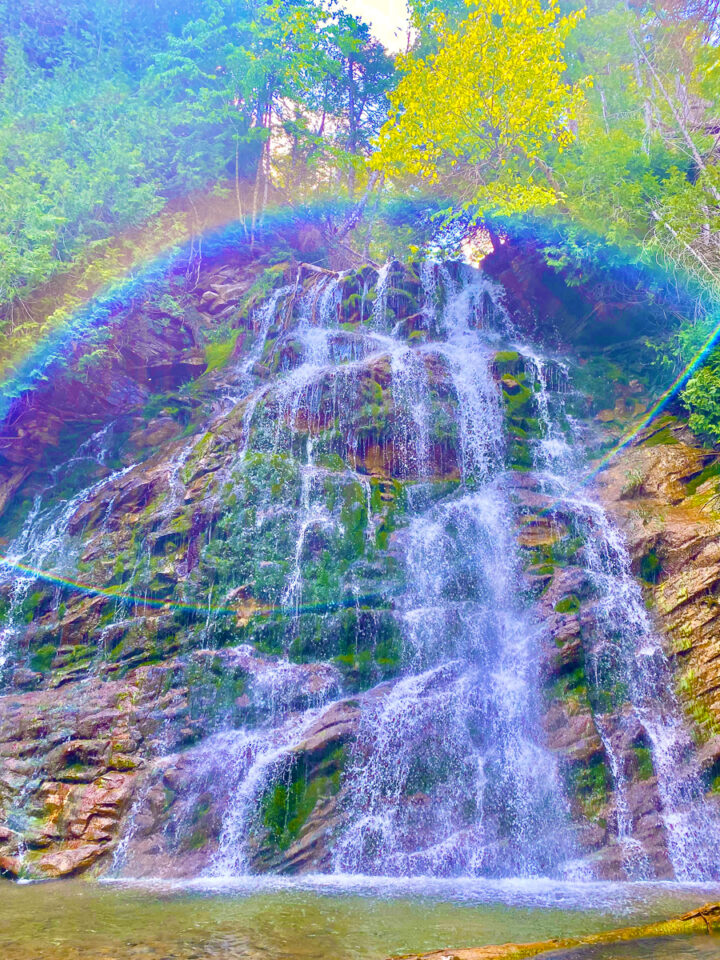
389,0 -> 720,436
0,0 -> 393,306
3,0 -> 720,436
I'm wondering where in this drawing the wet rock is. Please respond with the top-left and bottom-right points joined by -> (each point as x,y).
1,254 -> 714,887
517,517 -> 568,547
545,703 -> 603,763
597,432 -> 720,736
11,668 -> 42,690
292,699 -> 362,758
129,416 -> 183,450
37,842 -> 106,878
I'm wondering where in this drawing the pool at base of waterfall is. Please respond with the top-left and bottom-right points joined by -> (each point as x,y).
2,878 -> 720,960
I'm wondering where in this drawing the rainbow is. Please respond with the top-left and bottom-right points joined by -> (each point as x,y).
0,197 -> 355,419
0,553 -> 394,619
0,555 -> 235,616
586,312 -> 720,480
0,197 -> 717,613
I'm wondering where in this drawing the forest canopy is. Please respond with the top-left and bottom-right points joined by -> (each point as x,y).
0,0 -> 394,305
2,0 -> 720,426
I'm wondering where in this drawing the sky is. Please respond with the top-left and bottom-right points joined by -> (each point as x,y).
338,0 -> 410,52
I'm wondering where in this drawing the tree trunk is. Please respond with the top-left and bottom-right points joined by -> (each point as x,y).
335,170 -> 381,246
630,30 -> 720,205
347,56 -> 357,196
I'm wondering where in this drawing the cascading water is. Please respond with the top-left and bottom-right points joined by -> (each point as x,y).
2,256 -> 719,886
198,264 -> 582,879
529,355 -> 720,880
0,423 -> 132,675
330,274 -> 577,878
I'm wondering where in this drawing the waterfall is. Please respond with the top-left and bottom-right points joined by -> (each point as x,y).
3,257 -> 719,884
0,422 -> 133,676
202,263 -> 578,877
529,356 -> 720,880
329,268 -> 576,878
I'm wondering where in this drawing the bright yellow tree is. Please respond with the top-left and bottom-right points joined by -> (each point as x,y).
374,0 -> 589,217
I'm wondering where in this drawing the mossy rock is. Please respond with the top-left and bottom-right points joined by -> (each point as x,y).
29,643 -> 58,674
260,747 -> 346,852
555,594 -> 580,614
644,427 -> 679,447
493,350 -> 521,375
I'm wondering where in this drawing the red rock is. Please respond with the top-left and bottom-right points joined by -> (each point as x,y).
38,843 -> 105,878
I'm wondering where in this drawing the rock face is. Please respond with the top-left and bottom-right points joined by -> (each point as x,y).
595,418 -> 720,782
0,245 -> 718,881
0,643 -> 346,878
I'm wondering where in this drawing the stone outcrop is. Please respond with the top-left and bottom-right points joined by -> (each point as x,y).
595,417 -> 720,764
0,247 -> 718,882
0,646 -> 343,879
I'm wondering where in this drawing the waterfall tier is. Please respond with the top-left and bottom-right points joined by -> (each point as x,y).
0,258 -> 718,883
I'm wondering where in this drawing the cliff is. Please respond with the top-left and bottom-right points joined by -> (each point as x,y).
0,243 -> 718,882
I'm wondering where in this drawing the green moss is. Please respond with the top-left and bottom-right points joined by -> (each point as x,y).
640,548 -> 662,584
551,665 -> 589,707
621,469 -> 644,497
555,594 -> 580,614
502,380 -> 534,418
508,439 -> 532,471
185,827 -> 210,850
573,356 -> 628,412
493,350 -> 521,374
261,748 -> 346,851
685,459 -> 720,496
29,643 -> 57,673
571,757 -> 609,821
362,378 -> 384,405
677,668 -> 720,741
527,533 -> 585,572
633,745 -> 654,781
340,481 -> 368,560
191,798 -> 211,823
0,496 -> 34,544
109,753 -> 138,771
185,655 -> 248,721
644,427 -> 679,447
315,452 -> 346,471
21,590 -> 46,624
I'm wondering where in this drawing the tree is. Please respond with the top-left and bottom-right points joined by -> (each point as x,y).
0,0 -> 395,311
373,0 -> 589,218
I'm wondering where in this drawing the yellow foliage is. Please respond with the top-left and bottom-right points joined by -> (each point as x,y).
373,0 -> 589,217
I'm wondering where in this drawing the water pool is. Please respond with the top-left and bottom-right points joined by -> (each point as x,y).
2,877 -> 720,960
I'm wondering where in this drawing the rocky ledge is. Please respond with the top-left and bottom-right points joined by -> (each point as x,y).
0,240 -> 719,882
596,416 -> 720,794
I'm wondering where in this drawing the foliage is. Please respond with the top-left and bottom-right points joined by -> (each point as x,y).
374,0 -> 589,217
682,350 -> 720,443
5,0 -> 720,432
377,0 -> 720,432
0,0 -> 394,316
